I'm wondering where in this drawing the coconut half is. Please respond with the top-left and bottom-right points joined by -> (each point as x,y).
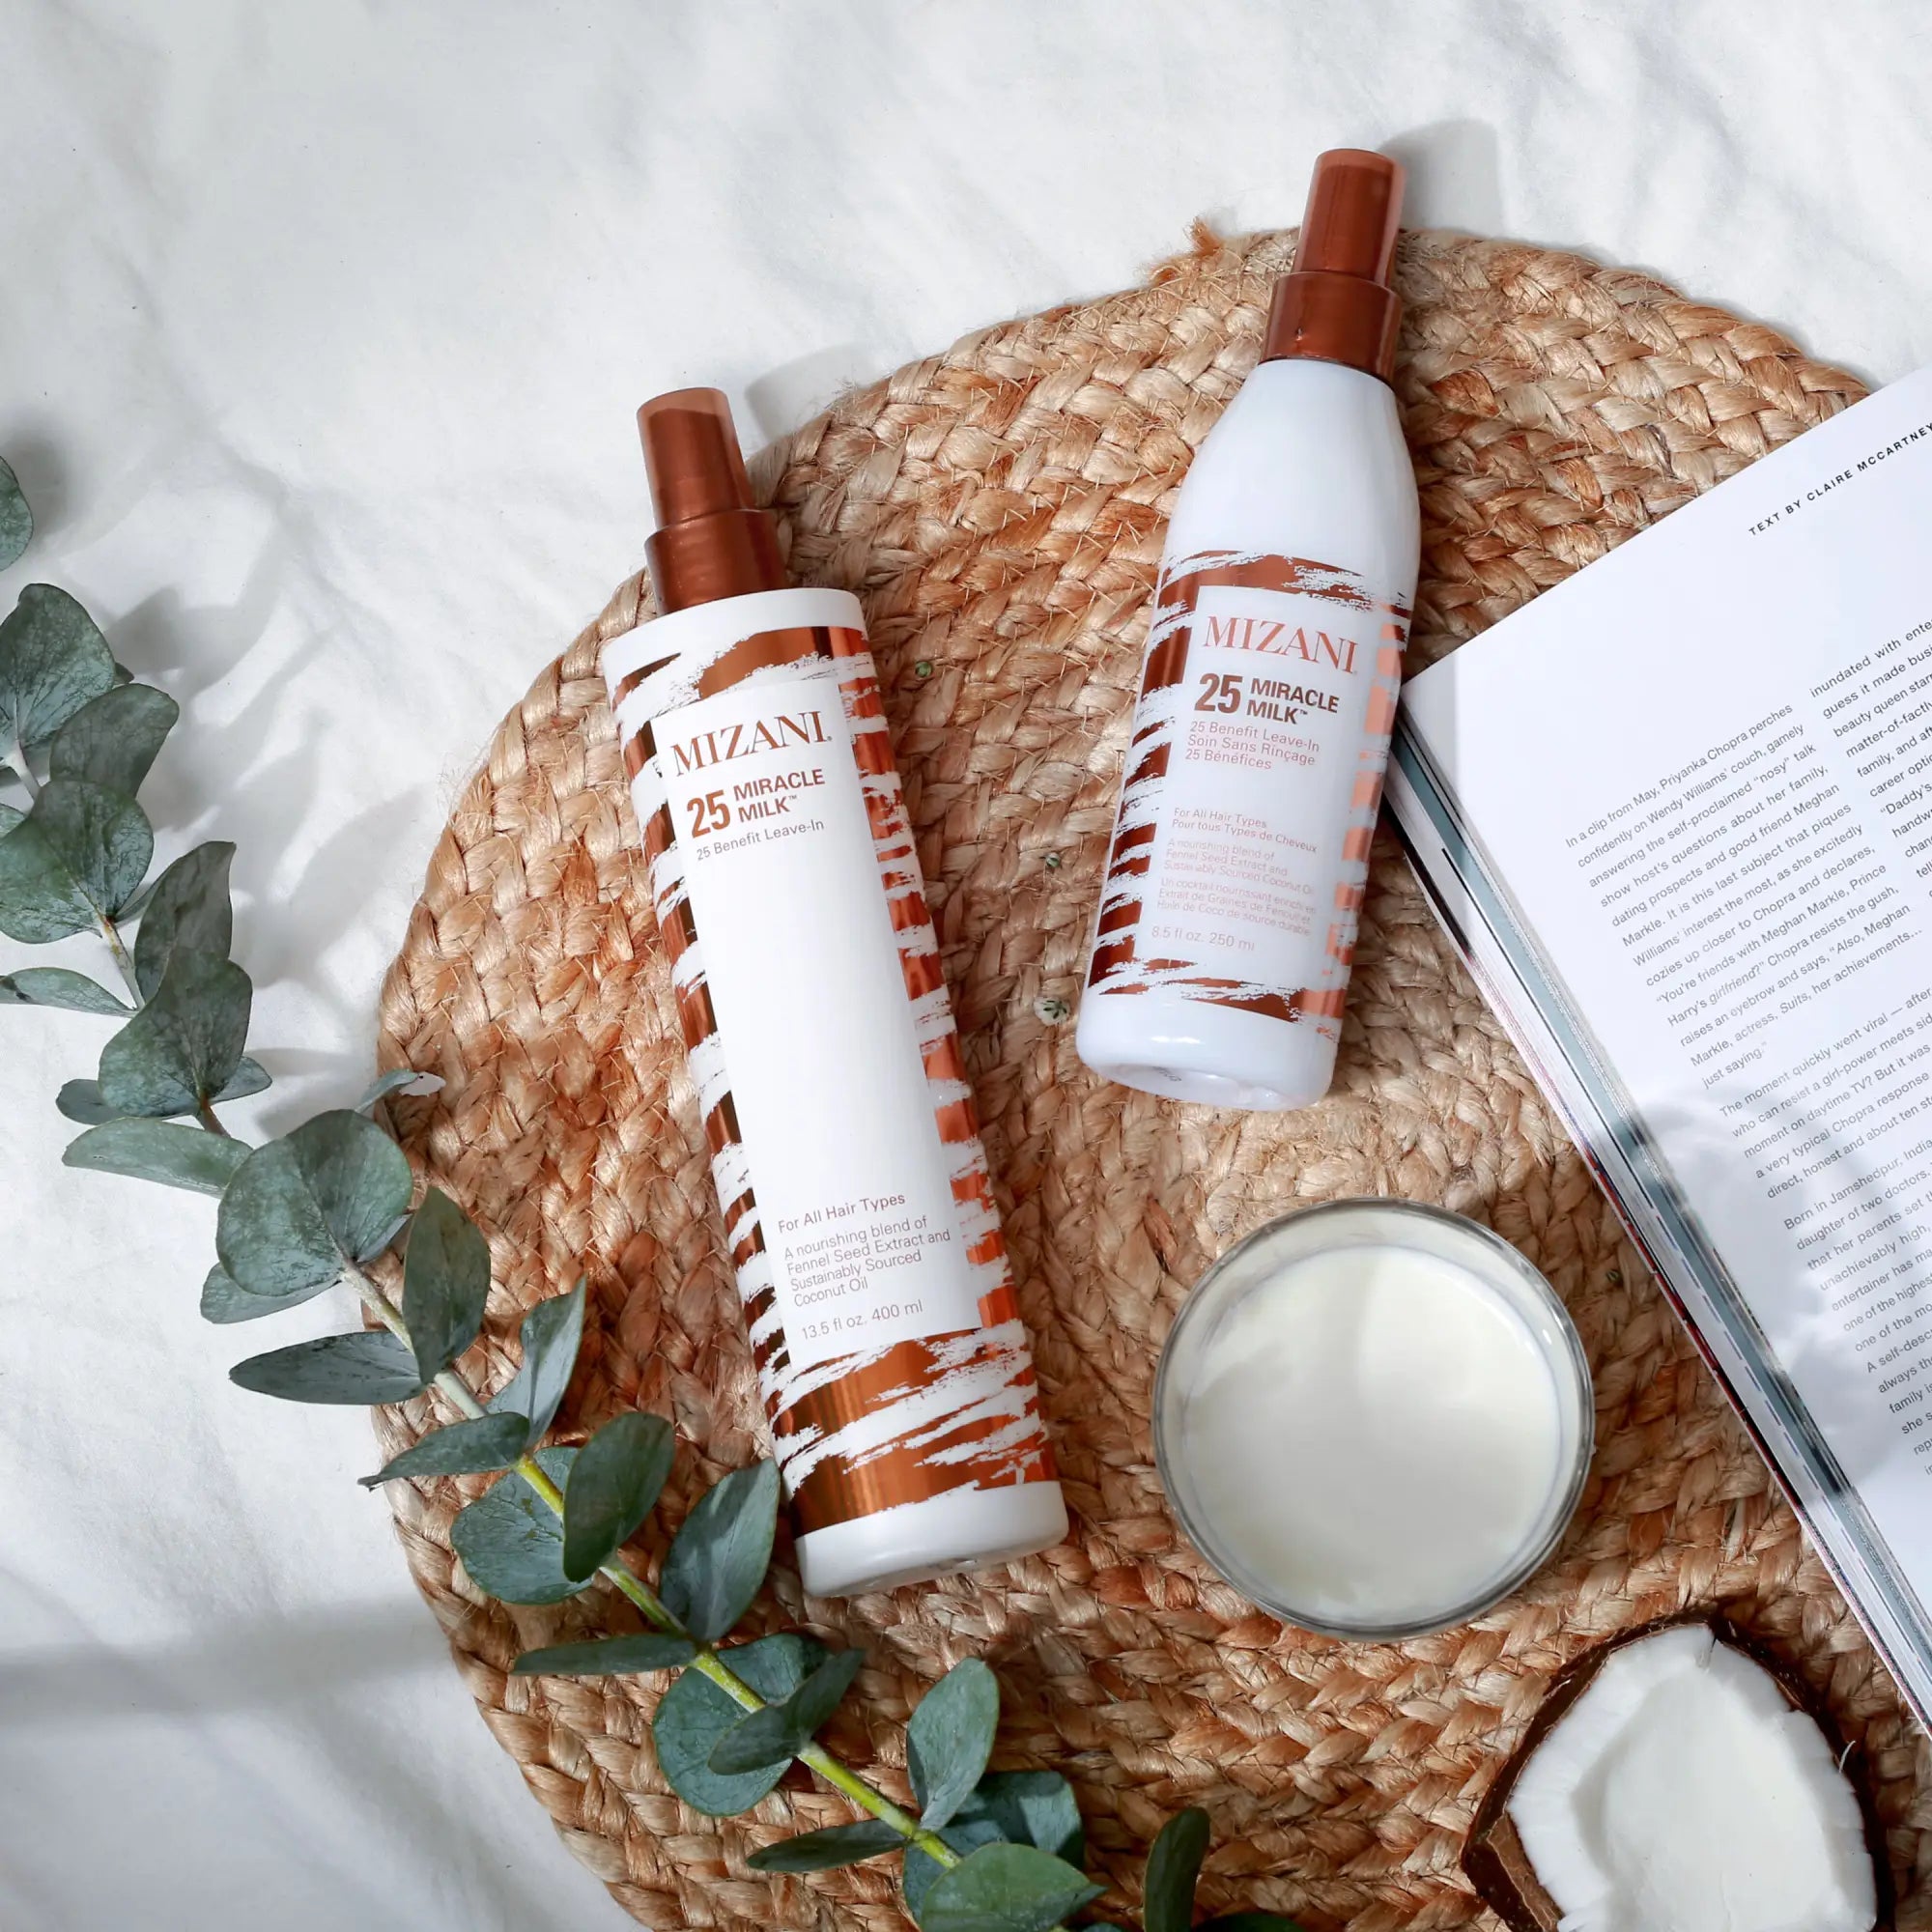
1464,1619 -> 1886,1932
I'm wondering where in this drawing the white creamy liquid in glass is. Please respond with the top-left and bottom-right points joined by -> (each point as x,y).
1179,1242 -> 1564,1627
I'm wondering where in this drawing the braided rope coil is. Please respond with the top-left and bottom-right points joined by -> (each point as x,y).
376,227 -> 1925,1929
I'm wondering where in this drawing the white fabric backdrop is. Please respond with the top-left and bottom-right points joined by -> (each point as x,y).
5,3 -> 1929,1925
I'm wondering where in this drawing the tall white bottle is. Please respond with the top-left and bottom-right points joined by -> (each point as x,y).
603,391 -> 1065,1597
1077,151 -> 1421,1112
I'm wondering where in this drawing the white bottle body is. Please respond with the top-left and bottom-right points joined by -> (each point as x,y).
603,585 -> 1065,1596
1077,358 -> 1421,1111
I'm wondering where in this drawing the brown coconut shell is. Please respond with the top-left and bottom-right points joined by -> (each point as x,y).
1463,1612 -> 1894,1932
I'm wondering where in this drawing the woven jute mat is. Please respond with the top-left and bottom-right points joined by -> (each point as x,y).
375,227 -> 1932,1930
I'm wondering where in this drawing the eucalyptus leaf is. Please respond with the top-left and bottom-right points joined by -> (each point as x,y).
216,1109 -> 412,1300
230,1329 -> 427,1406
0,457 -> 31,571
401,1187 -> 490,1380
0,967 -> 128,1013
49,683 -> 178,797
902,1772 -> 1087,1916
98,952 -> 251,1117
0,778 -> 152,942
116,868 -> 158,921
133,841 -> 234,998
904,1821 -> 1008,1917
651,1633 -> 826,1816
0,800 -> 20,838
448,1447 -> 582,1605
746,1819 -> 905,1874
55,1077 -> 121,1124
962,1773 -> 1084,1866
915,1842 -> 1102,1932
1198,1916 -> 1310,1931
355,1067 -> 444,1113
214,1055 -> 271,1102
657,1460 -> 781,1643
0,584 -> 116,750
359,1411 -> 530,1487
561,1411 -> 676,1581
62,1118 -> 250,1197
908,1658 -> 1001,1831
709,1646 -> 865,1776
510,1632 -> 697,1677
904,1824 -> 1005,1917
70,1063 -> 267,1122
200,1263 -> 333,1325
1142,1806 -> 1210,1932
489,1278 -> 585,1452
368,1208 -> 412,1256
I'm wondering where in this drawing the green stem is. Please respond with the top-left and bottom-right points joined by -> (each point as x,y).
9,734 -> 40,807
337,1261 -> 959,1869
75,872 -> 143,1009
99,914 -> 142,1007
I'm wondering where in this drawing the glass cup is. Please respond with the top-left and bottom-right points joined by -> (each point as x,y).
1152,1198 -> 1595,1640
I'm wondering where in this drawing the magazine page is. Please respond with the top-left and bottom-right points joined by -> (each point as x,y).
1394,368 -> 1932,1706
1387,730 -> 1932,1722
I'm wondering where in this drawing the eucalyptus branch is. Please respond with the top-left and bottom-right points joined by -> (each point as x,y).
0,469 -> 1308,1932
339,1257 -> 960,1867
515,1439 -> 954,1859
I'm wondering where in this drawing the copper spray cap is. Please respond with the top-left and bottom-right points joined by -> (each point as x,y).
1262,149 -> 1405,384
638,387 -> 786,612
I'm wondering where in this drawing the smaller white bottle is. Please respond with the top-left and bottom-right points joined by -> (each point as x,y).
1077,150 -> 1421,1113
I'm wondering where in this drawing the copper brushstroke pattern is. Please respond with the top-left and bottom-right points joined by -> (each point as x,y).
1087,547 -> 1409,1026
605,618 -> 1055,1535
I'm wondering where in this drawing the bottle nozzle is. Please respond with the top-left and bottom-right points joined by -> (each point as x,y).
639,389 -> 755,526
1295,149 -> 1404,283
637,388 -> 786,612
1262,148 -> 1406,384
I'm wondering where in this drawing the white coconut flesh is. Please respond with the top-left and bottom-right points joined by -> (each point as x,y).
1506,1624 -> 1877,1932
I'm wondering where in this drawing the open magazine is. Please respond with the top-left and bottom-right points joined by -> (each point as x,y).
1385,366 -> 1932,1725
